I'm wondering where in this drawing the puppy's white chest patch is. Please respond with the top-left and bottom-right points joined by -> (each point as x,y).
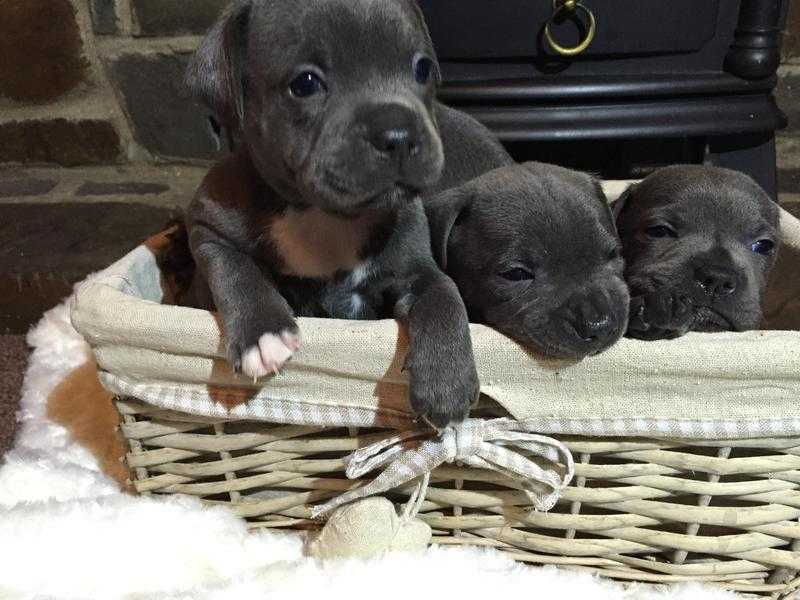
349,293 -> 365,318
268,208 -> 378,279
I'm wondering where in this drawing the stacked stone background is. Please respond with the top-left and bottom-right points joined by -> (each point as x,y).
0,0 -> 229,166
0,0 -> 797,169
0,1 -> 798,336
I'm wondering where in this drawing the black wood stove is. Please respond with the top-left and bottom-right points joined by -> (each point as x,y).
418,0 -> 790,199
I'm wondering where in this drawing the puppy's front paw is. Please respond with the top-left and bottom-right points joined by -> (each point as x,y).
627,293 -> 693,340
406,350 -> 479,429
239,330 -> 301,379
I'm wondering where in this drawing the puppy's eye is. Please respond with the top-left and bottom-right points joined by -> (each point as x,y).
413,55 -> 434,85
751,239 -> 775,255
606,247 -> 621,261
500,267 -> 535,282
645,225 -> 678,239
289,71 -> 325,98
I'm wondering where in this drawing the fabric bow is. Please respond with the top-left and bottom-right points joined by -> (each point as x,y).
312,418 -> 574,517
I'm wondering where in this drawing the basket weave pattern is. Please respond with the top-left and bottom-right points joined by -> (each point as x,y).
118,396 -> 800,598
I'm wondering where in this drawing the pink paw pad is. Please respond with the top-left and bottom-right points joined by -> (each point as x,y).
240,330 -> 301,380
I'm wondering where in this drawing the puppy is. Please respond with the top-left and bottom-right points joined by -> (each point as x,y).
182,0 -> 528,427
427,163 -> 630,359
615,165 -> 780,340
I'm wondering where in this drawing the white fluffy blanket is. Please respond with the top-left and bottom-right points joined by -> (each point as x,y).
0,299 -> 742,600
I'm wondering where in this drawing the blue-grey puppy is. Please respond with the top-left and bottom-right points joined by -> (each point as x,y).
614,165 -> 780,340
427,163 -> 630,359
182,0 -> 512,426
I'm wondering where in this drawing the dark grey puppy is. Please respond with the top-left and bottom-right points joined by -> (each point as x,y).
427,163 -> 630,359
615,165 -> 780,340
183,0 -> 511,427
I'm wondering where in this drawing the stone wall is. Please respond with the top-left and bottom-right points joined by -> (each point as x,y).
0,0 -> 798,167
784,0 -> 800,61
0,0 -> 226,166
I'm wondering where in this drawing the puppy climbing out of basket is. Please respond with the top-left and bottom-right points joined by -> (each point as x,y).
182,0 -> 508,427
615,165 -> 780,340
426,163 -> 630,359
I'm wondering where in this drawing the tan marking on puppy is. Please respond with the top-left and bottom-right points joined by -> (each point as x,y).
47,360 -> 132,491
268,208 -> 380,278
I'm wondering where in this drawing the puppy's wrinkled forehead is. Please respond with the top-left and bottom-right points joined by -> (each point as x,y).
469,165 -> 616,265
631,165 -> 777,236
248,0 -> 431,79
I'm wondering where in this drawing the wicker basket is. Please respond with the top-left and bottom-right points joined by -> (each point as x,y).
71,199 -> 800,598
117,396 -> 800,597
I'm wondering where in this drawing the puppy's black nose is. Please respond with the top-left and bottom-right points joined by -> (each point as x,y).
695,264 -> 737,297
572,313 -> 617,346
363,104 -> 419,160
563,295 -> 620,354
372,128 -> 412,155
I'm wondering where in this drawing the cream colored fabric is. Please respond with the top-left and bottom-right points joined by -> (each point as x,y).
308,498 -> 432,559
71,198 -> 800,440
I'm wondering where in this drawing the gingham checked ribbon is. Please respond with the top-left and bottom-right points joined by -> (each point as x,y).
312,418 -> 574,517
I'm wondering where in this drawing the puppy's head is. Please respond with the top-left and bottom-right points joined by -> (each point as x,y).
615,165 -> 780,339
428,163 -> 630,359
187,0 -> 443,215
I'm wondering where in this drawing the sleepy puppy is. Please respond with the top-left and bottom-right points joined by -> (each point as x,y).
185,0 -> 491,426
615,165 -> 780,340
427,163 -> 630,359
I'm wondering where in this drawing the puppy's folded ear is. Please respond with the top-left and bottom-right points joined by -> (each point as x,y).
589,176 -> 616,221
186,0 -> 251,134
611,184 -> 636,221
425,187 -> 473,271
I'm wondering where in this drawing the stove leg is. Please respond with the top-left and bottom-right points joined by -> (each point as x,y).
707,132 -> 778,201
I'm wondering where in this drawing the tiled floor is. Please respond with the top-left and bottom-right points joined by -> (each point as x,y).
0,335 -> 27,458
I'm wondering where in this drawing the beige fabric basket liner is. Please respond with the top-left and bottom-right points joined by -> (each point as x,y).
71,190 -> 800,440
